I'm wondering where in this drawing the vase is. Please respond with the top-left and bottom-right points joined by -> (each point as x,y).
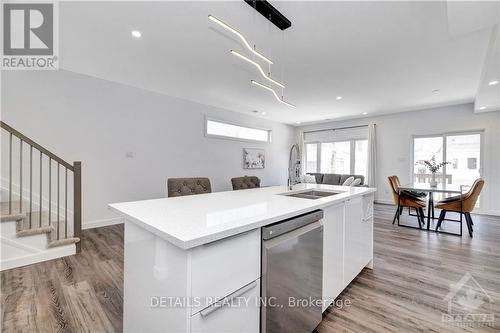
429,173 -> 438,187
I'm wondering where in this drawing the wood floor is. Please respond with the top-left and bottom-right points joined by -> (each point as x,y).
2,204 -> 499,332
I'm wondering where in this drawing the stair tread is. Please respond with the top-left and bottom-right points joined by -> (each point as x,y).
16,226 -> 54,237
1,201 -> 77,249
1,213 -> 25,222
47,237 -> 80,248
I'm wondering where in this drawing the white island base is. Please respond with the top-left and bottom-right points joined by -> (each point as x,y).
111,184 -> 376,333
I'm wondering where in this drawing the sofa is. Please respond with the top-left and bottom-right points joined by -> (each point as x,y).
307,173 -> 366,186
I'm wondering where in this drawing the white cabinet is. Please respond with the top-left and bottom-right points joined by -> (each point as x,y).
191,279 -> 260,333
321,203 -> 345,312
343,197 -> 364,286
362,193 -> 375,220
343,195 -> 374,287
190,229 -> 260,314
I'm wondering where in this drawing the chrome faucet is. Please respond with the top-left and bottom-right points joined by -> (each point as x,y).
288,144 -> 301,190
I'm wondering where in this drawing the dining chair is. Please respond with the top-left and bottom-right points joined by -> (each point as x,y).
435,178 -> 484,237
167,177 -> 212,197
391,175 -> 427,199
388,176 -> 427,228
231,176 -> 261,190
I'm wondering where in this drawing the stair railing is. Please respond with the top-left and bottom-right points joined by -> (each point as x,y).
1,121 -> 82,252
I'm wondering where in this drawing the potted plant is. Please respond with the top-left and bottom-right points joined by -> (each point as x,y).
416,156 -> 450,187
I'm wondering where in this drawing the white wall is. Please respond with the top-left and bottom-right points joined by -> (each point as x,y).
1,70 -> 295,227
298,104 -> 500,215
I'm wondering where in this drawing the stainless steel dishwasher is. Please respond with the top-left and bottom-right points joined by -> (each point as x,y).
261,210 -> 324,333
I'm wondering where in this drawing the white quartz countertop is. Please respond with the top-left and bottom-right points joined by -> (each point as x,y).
109,183 -> 376,249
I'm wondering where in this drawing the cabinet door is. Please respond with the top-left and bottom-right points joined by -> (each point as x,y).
343,197 -> 363,287
190,229 -> 261,314
322,203 -> 344,312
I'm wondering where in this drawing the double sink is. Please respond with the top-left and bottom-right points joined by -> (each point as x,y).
280,189 -> 343,200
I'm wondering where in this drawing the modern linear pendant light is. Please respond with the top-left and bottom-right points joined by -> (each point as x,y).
251,81 -> 296,108
208,15 -> 273,64
230,50 -> 285,88
208,13 -> 296,108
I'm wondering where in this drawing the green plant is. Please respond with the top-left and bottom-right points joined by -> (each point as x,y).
417,155 -> 450,174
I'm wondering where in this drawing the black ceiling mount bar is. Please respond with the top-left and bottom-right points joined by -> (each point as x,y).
244,0 -> 292,30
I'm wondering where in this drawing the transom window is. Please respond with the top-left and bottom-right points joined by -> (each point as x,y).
205,118 -> 271,143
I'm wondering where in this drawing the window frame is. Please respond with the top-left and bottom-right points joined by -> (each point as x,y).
204,116 -> 272,143
410,130 -> 484,185
305,138 -> 368,176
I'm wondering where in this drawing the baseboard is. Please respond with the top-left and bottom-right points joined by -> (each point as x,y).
82,217 -> 123,230
482,210 -> 500,217
0,244 -> 75,271
375,199 -> 393,205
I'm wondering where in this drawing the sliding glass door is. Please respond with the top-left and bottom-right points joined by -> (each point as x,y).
413,132 -> 482,189
445,133 -> 481,189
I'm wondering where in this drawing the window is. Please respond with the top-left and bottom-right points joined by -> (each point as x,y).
305,143 -> 318,173
413,136 -> 444,178
320,141 -> 351,174
205,118 -> 271,143
412,132 -> 482,193
305,139 -> 368,177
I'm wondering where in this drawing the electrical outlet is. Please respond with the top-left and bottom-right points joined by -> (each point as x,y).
125,152 -> 134,158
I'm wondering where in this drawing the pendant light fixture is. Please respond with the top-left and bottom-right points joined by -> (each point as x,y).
230,50 -> 285,88
251,80 -> 296,108
209,12 -> 296,108
208,15 -> 273,64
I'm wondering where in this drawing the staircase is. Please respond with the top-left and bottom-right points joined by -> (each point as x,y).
0,121 -> 81,271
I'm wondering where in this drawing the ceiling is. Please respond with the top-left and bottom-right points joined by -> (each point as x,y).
59,1 -> 499,125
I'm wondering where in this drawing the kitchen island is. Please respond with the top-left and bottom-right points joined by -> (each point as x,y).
109,183 -> 376,333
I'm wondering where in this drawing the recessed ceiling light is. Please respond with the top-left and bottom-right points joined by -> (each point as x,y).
479,106 -> 486,110
261,111 -> 267,115
432,89 -> 440,93
295,121 -> 301,124
131,30 -> 142,38
488,80 -> 499,86
336,96 -> 342,100
362,112 -> 368,115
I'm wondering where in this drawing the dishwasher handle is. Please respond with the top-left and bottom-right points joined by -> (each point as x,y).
262,209 -> 323,240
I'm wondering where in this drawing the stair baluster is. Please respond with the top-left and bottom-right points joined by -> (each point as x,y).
9,133 -> 12,214
39,150 -> 42,228
0,121 -> 82,254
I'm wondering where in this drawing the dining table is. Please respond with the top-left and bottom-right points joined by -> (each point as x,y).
397,183 -> 466,234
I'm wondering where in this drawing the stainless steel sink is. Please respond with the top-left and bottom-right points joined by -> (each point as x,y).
281,190 -> 342,200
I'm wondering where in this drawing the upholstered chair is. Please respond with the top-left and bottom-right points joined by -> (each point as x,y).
167,178 -> 212,197
388,176 -> 427,228
391,175 -> 427,199
435,178 -> 484,237
231,176 -> 261,190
